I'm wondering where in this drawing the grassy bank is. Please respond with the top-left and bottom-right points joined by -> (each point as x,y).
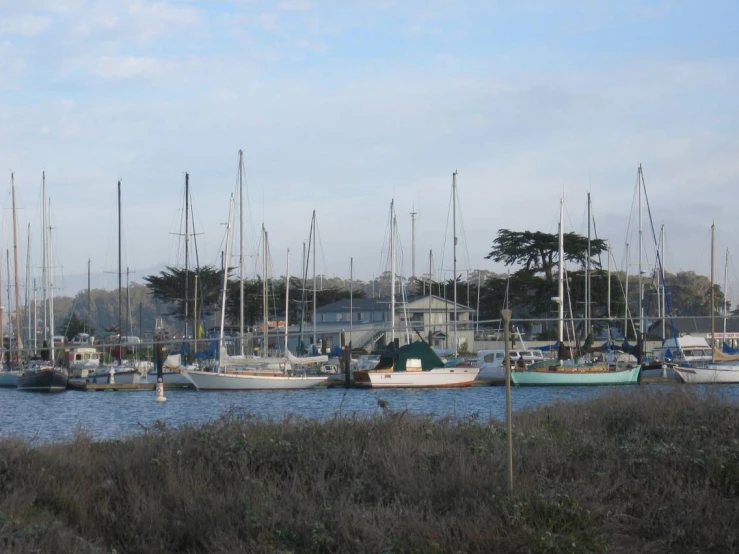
1,389 -> 739,553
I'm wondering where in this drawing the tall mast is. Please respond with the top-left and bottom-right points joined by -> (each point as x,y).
219,196 -> 235,367
390,200 -> 396,345
32,279 -> 37,352
452,171 -> 458,356
349,257 -> 353,350
410,207 -> 417,279
711,223 -> 716,351
607,247 -> 612,320
724,248 -> 729,340
585,192 -> 591,341
624,242 -> 630,338
557,199 -> 565,344
11,175 -> 24,355
25,223 -> 31,349
299,241 -> 306,349
311,210 -> 317,347
48,198 -> 55,364
262,226 -> 268,354
6,252 -> 11,360
238,150 -> 245,355
661,226 -> 667,341
184,172 -> 190,342
710,222 -> 715,352
87,259 -> 91,334
285,248 -> 290,352
117,180 -> 122,363
637,165 -> 644,353
428,250 -> 433,342
41,172 -> 47,346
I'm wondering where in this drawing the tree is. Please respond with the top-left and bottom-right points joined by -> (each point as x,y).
57,312 -> 91,340
144,266 -> 226,323
485,230 -> 608,283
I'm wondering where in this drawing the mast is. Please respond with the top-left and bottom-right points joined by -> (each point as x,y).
661,226 -> 667,341
410,207 -> 417,279
285,248 -> 290,352
262,226 -> 269,355
218,196 -> 235,368
637,165 -> 644,356
349,257 -> 353,351
299,241 -> 306,350
312,211 -> 317,347
428,250 -> 433,342
117,180 -> 122,364
6,252 -> 11,360
585,192 -> 591,341
624,242 -> 630,338
87,259 -> 91,334
710,222 -> 715,353
42,172 -> 48,346
25,223 -> 31,349
390,200 -> 396,345
11,175 -> 24,355
724,248 -> 729,340
476,271 -> 481,334
48,198 -> 55,364
238,150 -> 245,355
557,199 -> 565,344
32,280 -> 37,352
452,171 -> 458,356
184,172 -> 190,343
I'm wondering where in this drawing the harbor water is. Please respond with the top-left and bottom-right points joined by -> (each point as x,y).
2,384 -> 738,444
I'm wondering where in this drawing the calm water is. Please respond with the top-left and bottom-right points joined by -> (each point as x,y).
2,384 -> 738,444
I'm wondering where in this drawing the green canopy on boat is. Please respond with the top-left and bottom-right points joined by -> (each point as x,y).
378,341 -> 445,371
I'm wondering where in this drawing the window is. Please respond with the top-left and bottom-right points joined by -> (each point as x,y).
336,313 -> 343,322
357,312 -> 364,321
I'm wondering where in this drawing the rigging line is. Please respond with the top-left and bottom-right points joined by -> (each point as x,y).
439,184 -> 454,274
640,168 -> 680,348
454,182 -> 473,272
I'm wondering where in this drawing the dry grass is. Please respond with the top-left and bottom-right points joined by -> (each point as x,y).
1,388 -> 739,553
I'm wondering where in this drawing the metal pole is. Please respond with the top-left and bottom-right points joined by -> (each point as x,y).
502,308 -> 514,495
452,171 -> 458,356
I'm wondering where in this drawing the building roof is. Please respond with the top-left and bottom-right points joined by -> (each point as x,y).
317,295 -> 473,314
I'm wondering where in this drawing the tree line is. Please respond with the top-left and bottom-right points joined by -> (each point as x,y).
49,229 -> 731,342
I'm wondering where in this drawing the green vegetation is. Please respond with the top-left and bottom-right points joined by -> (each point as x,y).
1,389 -> 738,552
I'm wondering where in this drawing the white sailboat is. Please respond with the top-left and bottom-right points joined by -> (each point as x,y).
354,185 -> 480,388
180,196 -> 328,390
675,223 -> 739,384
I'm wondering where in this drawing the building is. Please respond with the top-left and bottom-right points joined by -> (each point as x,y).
289,295 -> 475,354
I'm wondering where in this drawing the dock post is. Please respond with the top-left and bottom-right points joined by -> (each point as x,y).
501,308 -> 514,495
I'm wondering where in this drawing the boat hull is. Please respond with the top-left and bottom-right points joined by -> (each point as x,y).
0,370 -> 20,388
180,369 -> 329,390
511,365 -> 641,386
674,365 -> 739,384
354,367 -> 480,388
17,368 -> 69,392
147,371 -> 191,386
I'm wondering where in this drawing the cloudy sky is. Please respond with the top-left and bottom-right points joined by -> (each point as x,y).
0,0 -> 737,301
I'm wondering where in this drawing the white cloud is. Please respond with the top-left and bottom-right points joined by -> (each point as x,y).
0,13 -> 51,36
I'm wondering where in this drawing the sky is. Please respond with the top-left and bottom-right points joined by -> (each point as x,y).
0,0 -> 738,303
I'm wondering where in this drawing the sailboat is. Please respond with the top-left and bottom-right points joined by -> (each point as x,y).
180,197 -> 329,390
674,224 -> 739,384
18,172 -> 69,392
354,185 -> 480,388
511,198 -> 640,386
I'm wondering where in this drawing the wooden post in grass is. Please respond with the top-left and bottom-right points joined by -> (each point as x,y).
502,308 -> 513,494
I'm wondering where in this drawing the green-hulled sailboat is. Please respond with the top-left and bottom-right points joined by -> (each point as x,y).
511,198 -> 640,387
